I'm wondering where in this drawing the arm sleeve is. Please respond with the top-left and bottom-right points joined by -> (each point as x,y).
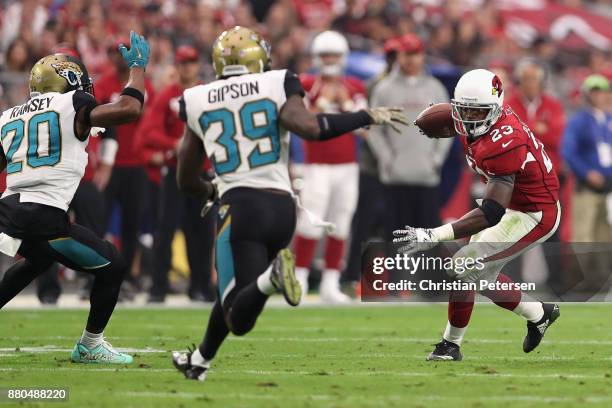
284,70 -> 305,99
561,114 -> 590,180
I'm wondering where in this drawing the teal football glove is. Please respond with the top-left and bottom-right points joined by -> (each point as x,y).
118,31 -> 150,69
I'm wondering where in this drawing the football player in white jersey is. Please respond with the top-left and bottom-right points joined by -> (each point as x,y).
0,31 -> 150,364
171,26 -> 409,381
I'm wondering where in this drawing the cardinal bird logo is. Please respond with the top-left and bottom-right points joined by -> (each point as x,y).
491,75 -> 503,97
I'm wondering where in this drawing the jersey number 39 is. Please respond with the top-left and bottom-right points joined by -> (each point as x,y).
199,99 -> 280,175
1,111 -> 61,174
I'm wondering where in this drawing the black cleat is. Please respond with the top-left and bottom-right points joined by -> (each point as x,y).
172,345 -> 209,381
523,303 -> 560,353
426,339 -> 463,361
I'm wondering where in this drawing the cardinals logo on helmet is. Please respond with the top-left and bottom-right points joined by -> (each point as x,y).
491,75 -> 503,98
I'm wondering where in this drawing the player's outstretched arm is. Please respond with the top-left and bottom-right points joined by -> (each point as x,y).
279,94 -> 409,141
176,127 -> 216,202
393,177 -> 513,250
76,31 -> 149,134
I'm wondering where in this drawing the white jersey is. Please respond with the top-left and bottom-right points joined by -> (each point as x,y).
181,69 -> 304,197
0,90 -> 95,211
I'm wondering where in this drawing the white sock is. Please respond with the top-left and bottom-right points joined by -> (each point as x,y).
295,267 -> 309,296
513,300 -> 544,323
80,329 -> 104,349
256,265 -> 276,295
443,321 -> 468,346
296,267 -> 309,283
190,348 -> 211,368
321,269 -> 341,290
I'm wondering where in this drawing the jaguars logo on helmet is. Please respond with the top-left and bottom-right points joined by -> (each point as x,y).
52,62 -> 83,87
29,54 -> 94,97
212,26 -> 271,78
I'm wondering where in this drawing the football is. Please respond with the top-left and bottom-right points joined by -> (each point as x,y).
414,102 -> 456,138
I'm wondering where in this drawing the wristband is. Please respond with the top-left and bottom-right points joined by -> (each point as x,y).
120,87 -> 144,106
432,223 -> 455,242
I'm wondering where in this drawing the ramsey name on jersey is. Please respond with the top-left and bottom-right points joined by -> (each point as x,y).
461,105 -> 560,213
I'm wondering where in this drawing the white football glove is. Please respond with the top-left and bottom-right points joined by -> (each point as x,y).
392,226 -> 440,255
366,107 -> 410,133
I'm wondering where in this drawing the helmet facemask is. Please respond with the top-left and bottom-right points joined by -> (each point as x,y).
451,101 -> 502,138
311,31 -> 349,78
314,53 -> 346,77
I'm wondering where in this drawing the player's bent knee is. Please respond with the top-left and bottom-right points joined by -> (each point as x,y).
229,322 -> 255,336
97,243 -> 128,283
223,308 -> 256,336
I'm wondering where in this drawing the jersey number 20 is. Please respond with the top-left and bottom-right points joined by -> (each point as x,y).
1,111 -> 61,174
199,99 -> 280,175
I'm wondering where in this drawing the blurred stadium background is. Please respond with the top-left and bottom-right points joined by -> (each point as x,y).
1,0 -> 612,306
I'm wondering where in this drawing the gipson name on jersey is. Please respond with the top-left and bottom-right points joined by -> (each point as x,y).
208,81 -> 260,103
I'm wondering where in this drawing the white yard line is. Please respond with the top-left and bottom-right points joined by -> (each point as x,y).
0,349 -> 586,363
121,391 -> 610,403
0,346 -> 166,353
226,336 -> 612,345
0,366 -> 608,380
0,367 -> 174,372
4,294 -> 612,309
0,348 -> 585,362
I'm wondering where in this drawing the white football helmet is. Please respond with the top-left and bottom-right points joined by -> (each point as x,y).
311,31 -> 349,77
451,69 -> 505,138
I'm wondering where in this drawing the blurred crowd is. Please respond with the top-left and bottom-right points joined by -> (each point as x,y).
1,0 -> 611,109
1,0 -> 611,302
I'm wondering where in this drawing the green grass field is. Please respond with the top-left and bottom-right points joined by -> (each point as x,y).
1,303 -> 611,408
